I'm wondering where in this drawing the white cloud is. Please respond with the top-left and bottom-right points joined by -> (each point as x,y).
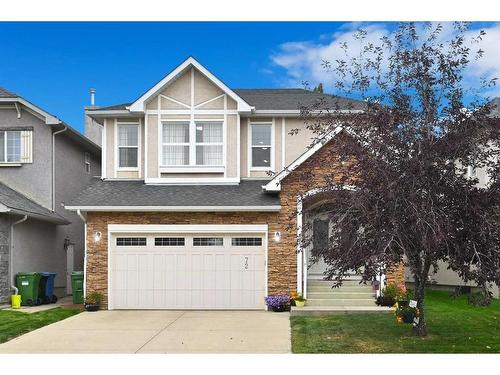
270,22 -> 500,97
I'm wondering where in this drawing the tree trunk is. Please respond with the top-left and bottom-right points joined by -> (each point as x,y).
412,277 -> 427,336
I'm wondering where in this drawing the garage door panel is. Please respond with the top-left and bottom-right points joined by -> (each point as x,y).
110,232 -> 266,309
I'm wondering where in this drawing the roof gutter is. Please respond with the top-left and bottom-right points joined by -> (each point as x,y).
10,215 -> 28,294
65,205 -> 282,212
52,126 -> 67,211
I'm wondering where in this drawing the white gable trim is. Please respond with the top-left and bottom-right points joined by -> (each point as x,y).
129,57 -> 253,113
0,97 -> 60,125
263,127 -> 344,192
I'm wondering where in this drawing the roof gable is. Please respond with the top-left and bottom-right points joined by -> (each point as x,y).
263,127 -> 344,192
128,57 -> 253,113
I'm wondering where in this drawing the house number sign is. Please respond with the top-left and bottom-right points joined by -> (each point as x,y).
244,256 -> 249,270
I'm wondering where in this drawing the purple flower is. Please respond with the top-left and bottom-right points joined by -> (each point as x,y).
265,294 -> 291,308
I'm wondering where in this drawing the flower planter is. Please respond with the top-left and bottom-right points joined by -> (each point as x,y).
402,312 -> 414,323
271,305 -> 288,312
85,303 -> 100,312
294,300 -> 306,307
398,300 -> 409,308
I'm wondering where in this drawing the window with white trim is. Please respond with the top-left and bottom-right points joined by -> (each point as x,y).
84,152 -> 91,174
161,121 -> 223,167
118,124 -> 139,168
195,122 -> 223,165
251,123 -> 272,169
0,130 -> 22,163
162,121 -> 190,166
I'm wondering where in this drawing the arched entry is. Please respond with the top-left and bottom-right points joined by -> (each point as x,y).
296,187 -> 383,300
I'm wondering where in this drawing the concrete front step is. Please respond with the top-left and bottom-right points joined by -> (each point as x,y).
306,298 -> 376,307
307,280 -> 370,287
291,306 -> 393,316
307,285 -> 373,292
307,292 -> 375,299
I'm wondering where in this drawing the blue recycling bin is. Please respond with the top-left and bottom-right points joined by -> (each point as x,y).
39,272 -> 58,304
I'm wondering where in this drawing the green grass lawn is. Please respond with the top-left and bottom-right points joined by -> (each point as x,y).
0,307 -> 82,344
291,290 -> 500,353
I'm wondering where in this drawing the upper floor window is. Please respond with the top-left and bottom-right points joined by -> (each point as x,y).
250,123 -> 272,169
195,121 -> 223,165
84,152 -> 91,174
118,124 -> 139,169
161,120 -> 223,167
0,130 -> 28,163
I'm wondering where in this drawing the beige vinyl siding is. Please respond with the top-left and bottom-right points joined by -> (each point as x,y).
193,69 -> 224,106
275,118 -> 283,172
160,69 -> 192,106
285,117 -> 315,165
105,118 -> 114,177
226,114 -> 238,178
240,119 -> 248,177
146,114 -> 159,178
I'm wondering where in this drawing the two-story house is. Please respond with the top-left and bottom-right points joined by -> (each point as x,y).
0,87 -> 101,304
67,57 -> 405,310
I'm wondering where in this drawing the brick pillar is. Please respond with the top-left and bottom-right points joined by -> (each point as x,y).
386,262 -> 405,287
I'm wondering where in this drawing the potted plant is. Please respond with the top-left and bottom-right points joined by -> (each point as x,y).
265,295 -> 291,312
395,305 -> 420,324
375,283 -> 399,306
84,291 -> 103,312
293,294 -> 306,307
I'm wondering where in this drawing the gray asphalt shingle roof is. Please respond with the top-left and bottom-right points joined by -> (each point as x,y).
0,87 -> 17,98
68,178 -> 279,208
234,89 -> 366,111
0,182 -> 69,224
89,89 -> 365,112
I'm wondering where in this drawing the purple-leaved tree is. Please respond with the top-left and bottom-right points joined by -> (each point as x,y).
297,22 -> 499,336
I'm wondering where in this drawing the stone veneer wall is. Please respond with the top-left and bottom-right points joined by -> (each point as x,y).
85,135 -> 405,308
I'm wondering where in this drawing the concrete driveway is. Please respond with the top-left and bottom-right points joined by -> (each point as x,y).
0,310 -> 291,353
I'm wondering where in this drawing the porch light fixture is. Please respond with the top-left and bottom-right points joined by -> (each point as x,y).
94,231 -> 102,242
274,231 -> 281,242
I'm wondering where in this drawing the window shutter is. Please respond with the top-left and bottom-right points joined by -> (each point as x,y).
20,130 -> 33,163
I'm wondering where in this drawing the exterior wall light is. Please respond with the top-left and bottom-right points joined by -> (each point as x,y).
274,231 -> 281,242
94,231 -> 102,242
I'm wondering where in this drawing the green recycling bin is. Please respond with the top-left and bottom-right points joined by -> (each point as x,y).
71,271 -> 84,304
16,272 -> 42,306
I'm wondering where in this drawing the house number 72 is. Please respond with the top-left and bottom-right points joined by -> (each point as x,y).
244,256 -> 249,270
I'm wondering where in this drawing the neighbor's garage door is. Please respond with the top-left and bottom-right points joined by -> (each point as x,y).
109,232 -> 266,309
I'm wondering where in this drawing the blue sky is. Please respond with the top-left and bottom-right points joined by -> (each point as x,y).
0,22 -> 498,133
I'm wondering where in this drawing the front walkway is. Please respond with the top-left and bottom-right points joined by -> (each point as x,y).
0,310 -> 291,353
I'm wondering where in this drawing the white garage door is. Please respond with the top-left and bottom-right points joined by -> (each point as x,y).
109,230 -> 266,310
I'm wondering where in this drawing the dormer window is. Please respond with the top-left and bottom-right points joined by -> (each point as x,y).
161,120 -> 224,168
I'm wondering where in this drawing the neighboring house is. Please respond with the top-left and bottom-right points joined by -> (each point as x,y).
0,87 -> 101,303
67,57 -> 404,310
405,97 -> 500,298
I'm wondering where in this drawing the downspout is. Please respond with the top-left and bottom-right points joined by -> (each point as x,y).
10,215 -> 28,294
76,209 -> 87,298
52,126 -> 67,211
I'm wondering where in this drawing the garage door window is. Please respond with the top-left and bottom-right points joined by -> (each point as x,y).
193,237 -> 223,246
116,237 -> 146,246
232,237 -> 263,246
155,237 -> 185,246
